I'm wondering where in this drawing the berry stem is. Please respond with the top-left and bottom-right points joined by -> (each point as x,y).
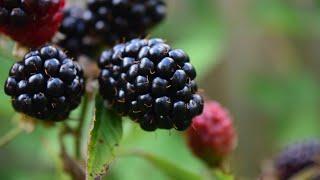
200,155 -> 234,179
210,167 -> 234,180
0,126 -> 23,147
75,92 -> 89,159
59,125 -> 85,180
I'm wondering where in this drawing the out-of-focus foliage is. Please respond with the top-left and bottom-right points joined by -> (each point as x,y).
250,73 -> 320,145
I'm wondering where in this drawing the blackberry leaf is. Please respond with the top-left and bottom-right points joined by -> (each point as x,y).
87,95 -> 123,180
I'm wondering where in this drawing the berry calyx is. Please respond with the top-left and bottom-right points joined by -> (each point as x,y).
186,101 -> 237,167
0,0 -> 65,47
4,45 -> 85,121
98,38 -> 203,131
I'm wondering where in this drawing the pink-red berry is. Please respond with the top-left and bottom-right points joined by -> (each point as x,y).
186,101 -> 236,167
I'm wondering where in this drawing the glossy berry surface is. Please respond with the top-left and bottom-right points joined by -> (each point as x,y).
0,0 -> 65,47
186,101 -> 236,167
86,0 -> 166,45
4,45 -> 85,121
57,6 -> 101,59
98,38 -> 203,131
274,141 -> 320,180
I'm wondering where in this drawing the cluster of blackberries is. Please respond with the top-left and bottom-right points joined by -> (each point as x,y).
57,0 -> 166,59
98,38 -> 203,131
86,0 -> 166,45
57,6 -> 102,58
274,141 -> 320,180
4,45 -> 85,121
2,1 -> 203,132
0,0 -> 65,47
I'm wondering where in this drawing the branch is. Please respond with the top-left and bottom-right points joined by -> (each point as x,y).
60,148 -> 86,180
59,126 -> 86,180
0,126 -> 23,147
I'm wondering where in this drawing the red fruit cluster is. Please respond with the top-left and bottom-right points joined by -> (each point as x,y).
186,101 -> 236,166
0,0 -> 65,47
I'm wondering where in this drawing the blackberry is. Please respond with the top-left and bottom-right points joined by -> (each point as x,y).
275,141 -> 320,180
98,38 -> 203,131
4,45 -> 85,121
0,0 -> 65,47
86,0 -> 166,45
57,6 -> 101,59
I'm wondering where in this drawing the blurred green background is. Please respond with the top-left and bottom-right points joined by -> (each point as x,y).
1,0 -> 320,179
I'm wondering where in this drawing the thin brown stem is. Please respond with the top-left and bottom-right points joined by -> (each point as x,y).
0,126 -> 23,147
59,126 -> 85,180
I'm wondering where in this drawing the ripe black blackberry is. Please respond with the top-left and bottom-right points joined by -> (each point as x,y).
98,38 -> 204,131
4,45 -> 85,121
275,141 -> 320,180
57,6 -> 101,59
86,0 -> 166,45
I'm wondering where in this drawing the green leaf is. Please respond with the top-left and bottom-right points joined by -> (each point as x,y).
86,96 -> 123,180
131,150 -> 202,180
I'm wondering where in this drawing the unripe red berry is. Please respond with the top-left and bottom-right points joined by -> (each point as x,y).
186,101 -> 237,167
